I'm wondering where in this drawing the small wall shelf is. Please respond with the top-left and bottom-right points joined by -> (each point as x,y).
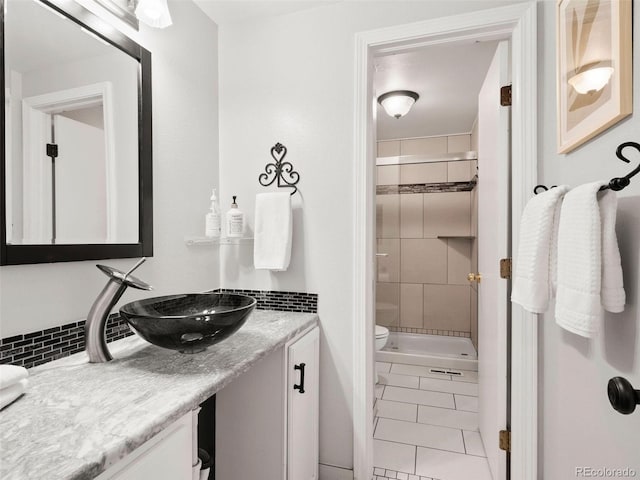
184,236 -> 254,246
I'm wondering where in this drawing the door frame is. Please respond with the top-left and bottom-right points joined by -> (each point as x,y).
21,82 -> 117,243
352,3 -> 538,480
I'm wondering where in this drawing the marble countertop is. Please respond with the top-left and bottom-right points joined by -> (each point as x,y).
0,310 -> 318,480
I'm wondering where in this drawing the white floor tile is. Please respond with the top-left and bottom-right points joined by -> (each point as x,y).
375,418 -> 465,454
419,377 -> 478,396
380,372 -> 420,389
376,384 -> 385,399
408,475 -> 420,480
383,386 -> 455,409
415,447 -> 492,480
454,394 -> 478,412
417,405 -> 479,431
377,362 -> 392,373
463,430 -> 487,457
385,469 -> 397,478
451,369 -> 478,383
374,467 -> 385,475
374,439 -> 416,474
377,399 -> 418,422
397,472 -> 409,480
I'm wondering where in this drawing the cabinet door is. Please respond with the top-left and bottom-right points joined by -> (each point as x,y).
96,413 -> 193,480
287,326 -> 320,480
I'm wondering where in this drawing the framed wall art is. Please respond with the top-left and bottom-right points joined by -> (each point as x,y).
557,0 -> 632,154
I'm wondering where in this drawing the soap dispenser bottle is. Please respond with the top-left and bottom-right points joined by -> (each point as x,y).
226,196 -> 244,238
205,188 -> 221,238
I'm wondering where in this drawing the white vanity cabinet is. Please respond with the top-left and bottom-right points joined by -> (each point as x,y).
95,412 -> 194,480
216,325 -> 320,480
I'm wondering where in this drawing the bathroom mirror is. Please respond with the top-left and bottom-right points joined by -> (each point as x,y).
1,0 -> 152,265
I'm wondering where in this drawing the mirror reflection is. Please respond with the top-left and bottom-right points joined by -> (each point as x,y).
5,0 -> 139,245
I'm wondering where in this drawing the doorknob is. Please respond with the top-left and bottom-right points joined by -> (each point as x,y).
608,377 -> 640,414
467,272 -> 482,283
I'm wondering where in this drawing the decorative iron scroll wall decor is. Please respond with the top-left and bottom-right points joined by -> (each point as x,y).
258,143 -> 300,195
535,141 -> 640,194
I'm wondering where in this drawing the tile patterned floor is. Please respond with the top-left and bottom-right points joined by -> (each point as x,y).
373,362 -> 493,480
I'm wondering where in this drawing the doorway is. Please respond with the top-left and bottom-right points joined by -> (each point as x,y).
372,39 -> 507,480
352,4 -> 538,480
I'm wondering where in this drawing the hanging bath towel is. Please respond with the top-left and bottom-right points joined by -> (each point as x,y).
511,185 -> 569,313
254,192 -> 292,271
555,182 -> 625,337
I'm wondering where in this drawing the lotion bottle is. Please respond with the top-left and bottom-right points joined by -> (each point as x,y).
205,188 -> 221,238
226,196 -> 244,238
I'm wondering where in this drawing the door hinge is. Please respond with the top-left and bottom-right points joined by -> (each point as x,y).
499,429 -> 511,452
46,143 -> 58,159
500,258 -> 512,279
500,85 -> 512,106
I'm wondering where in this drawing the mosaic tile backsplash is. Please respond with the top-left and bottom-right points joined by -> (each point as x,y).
214,288 -> 318,313
0,314 -> 133,369
1,289 -> 318,369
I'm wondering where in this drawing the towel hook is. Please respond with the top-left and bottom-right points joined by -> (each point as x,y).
258,142 -> 300,196
604,141 -> 640,191
534,141 -> 640,194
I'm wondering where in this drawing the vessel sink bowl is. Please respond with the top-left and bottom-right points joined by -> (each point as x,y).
119,293 -> 257,353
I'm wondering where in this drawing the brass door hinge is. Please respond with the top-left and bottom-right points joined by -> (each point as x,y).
499,429 -> 511,452
500,258 -> 512,279
500,85 -> 512,106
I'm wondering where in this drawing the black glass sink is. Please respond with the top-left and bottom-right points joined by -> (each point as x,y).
119,293 -> 257,353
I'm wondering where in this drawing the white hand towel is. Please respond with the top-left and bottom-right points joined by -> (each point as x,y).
254,192 -> 292,271
555,182 -> 625,337
511,185 -> 569,313
0,365 -> 29,390
0,378 -> 28,410
599,189 -> 626,312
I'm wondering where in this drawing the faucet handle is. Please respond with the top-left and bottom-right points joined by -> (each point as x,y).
96,264 -> 153,291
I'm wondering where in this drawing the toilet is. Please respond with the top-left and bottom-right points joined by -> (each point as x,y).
375,325 -> 389,384
375,325 -> 389,351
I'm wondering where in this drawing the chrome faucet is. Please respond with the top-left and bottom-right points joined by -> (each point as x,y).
86,258 -> 153,363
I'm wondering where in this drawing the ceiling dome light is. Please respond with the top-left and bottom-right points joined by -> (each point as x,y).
378,90 -> 419,119
135,0 -> 172,28
568,66 -> 614,95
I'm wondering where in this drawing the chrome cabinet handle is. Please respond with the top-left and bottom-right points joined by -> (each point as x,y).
376,253 -> 389,257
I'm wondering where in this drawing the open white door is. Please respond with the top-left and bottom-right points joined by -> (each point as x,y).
477,41 -> 510,480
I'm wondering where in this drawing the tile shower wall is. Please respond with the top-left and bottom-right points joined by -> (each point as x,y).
376,134 -> 478,342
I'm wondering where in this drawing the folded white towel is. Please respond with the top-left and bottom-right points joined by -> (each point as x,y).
599,190 -> 626,312
0,365 -> 29,390
254,192 -> 292,271
0,378 -> 28,410
555,182 -> 625,337
511,185 -> 570,313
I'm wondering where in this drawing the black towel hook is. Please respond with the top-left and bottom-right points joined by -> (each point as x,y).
534,141 -> 640,194
258,142 -> 300,196
605,141 -> 640,191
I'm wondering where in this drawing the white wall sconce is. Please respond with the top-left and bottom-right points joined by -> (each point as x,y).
377,90 -> 419,119
135,0 -> 172,28
568,65 -> 614,95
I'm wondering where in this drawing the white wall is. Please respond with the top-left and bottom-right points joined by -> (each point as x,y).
537,2 -> 640,476
0,0 -> 220,337
217,0 -> 525,471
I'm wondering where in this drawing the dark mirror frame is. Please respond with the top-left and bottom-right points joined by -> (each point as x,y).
0,0 -> 152,265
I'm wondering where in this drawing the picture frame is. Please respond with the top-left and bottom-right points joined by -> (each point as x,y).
557,0 -> 632,154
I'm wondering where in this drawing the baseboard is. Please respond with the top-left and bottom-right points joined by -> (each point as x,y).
319,463 -> 354,480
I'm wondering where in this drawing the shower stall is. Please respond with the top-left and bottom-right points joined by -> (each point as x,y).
375,134 -> 479,369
